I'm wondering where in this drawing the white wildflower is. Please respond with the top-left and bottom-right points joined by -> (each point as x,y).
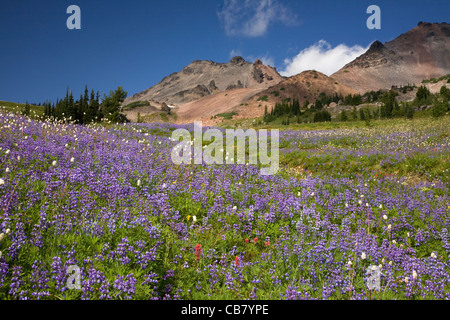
5,168 -> 10,173
52,160 -> 57,166
383,215 -> 388,220
0,233 -> 4,241
192,215 -> 197,223
137,179 -> 141,187
0,178 -> 4,185
404,277 -> 409,284
412,270 -> 418,280
5,229 -> 10,234
347,260 -> 352,266
387,224 -> 392,231
361,252 -> 366,260
431,252 -> 437,259
70,157 -> 75,163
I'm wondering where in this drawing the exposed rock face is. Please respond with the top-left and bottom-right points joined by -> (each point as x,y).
332,22 -> 450,93
160,102 -> 171,114
229,56 -> 246,65
123,56 -> 284,106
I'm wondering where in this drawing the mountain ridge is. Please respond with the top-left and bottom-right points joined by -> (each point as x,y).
122,57 -> 284,107
332,22 -> 450,93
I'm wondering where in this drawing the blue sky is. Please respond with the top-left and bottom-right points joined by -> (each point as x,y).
1,0 -> 449,104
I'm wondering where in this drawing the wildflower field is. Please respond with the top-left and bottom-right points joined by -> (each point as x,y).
0,109 -> 449,300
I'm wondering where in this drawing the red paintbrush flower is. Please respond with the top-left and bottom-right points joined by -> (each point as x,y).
194,244 -> 202,261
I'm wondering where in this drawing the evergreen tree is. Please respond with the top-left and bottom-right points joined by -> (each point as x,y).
85,89 -> 98,123
23,101 -> 31,117
415,86 -> 431,106
96,91 -> 102,120
81,85 -> 89,123
432,96 -> 448,118
359,108 -> 366,121
66,90 -> 76,121
406,104 -> 414,119
100,87 -> 128,123
373,107 -> 380,119
381,90 -> 397,118
440,86 -> 450,101
351,106 -> 358,120
340,110 -> 348,121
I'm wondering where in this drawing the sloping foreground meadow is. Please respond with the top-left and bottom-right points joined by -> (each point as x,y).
0,110 -> 449,300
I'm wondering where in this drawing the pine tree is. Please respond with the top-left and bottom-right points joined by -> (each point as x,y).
432,97 -> 448,118
81,85 -> 89,123
415,86 -> 431,106
359,108 -> 366,121
100,87 -> 128,122
406,104 -> 414,119
351,107 -> 358,120
23,101 -> 31,117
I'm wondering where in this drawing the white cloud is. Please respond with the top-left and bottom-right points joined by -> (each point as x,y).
280,40 -> 370,77
218,0 -> 297,37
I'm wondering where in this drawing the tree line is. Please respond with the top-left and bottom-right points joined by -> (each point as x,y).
41,86 -> 128,124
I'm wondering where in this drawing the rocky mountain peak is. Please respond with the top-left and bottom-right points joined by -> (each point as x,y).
229,56 -> 246,65
332,22 -> 450,93
367,40 -> 385,53
122,56 -> 283,107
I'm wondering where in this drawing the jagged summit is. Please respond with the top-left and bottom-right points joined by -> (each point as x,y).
332,22 -> 450,93
123,57 -> 283,106
229,56 -> 246,64
367,40 -> 384,52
